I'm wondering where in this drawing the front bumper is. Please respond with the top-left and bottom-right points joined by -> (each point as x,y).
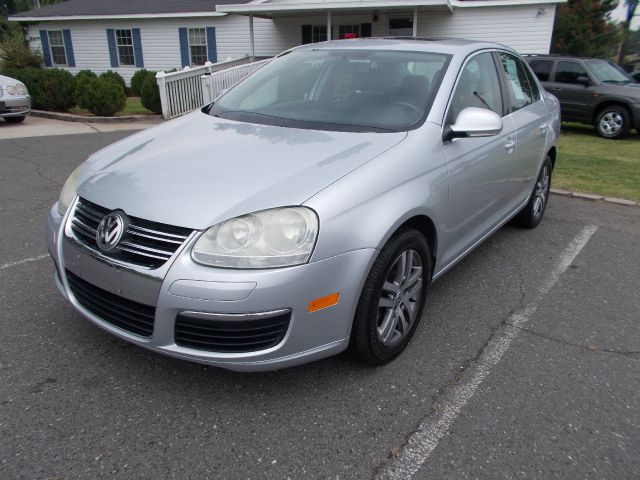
47,205 -> 376,371
0,95 -> 31,117
631,103 -> 640,130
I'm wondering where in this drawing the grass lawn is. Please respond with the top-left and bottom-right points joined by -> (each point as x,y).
70,97 -> 153,116
555,123 -> 640,201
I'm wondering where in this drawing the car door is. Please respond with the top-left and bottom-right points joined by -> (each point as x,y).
440,51 -> 517,267
497,52 -> 549,205
545,60 -> 594,121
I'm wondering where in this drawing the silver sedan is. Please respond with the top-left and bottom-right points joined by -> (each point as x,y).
47,38 -> 560,371
0,74 -> 30,123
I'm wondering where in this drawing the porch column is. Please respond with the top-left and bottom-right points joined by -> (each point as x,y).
249,14 -> 255,60
327,10 -> 332,40
413,8 -> 418,37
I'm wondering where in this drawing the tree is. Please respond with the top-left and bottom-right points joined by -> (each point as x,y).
617,0 -> 640,65
552,0 -> 621,57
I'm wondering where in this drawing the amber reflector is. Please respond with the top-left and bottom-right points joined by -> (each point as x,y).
308,292 -> 340,313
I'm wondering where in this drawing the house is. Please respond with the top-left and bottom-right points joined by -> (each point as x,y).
10,0 -> 565,84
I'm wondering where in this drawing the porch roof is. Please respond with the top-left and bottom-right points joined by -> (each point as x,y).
217,0 -> 567,17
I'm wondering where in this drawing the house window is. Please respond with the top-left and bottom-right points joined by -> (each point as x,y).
188,28 -> 208,66
312,25 -> 327,43
47,31 -> 67,65
115,29 -> 135,66
338,24 -> 360,39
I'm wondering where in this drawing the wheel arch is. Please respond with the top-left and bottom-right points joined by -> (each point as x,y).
592,100 -> 632,124
547,146 -> 557,170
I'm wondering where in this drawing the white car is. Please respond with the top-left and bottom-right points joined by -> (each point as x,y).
0,74 -> 31,123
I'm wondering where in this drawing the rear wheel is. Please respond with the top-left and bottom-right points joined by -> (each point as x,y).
514,156 -> 552,229
349,228 -> 431,365
595,105 -> 630,139
4,116 -> 25,124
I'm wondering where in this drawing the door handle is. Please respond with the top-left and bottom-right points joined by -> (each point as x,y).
539,123 -> 548,134
504,138 -> 516,153
549,87 -> 562,93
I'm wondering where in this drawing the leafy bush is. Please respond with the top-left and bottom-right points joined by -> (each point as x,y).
85,76 -> 126,116
130,69 -> 155,96
75,69 -> 97,109
140,74 -> 162,114
5,67 -> 76,111
99,70 -> 125,90
0,30 -> 42,71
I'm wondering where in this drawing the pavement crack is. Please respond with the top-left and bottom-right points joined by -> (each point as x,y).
514,325 -> 640,357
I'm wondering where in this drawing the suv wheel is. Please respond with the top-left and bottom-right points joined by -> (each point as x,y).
595,105 -> 631,139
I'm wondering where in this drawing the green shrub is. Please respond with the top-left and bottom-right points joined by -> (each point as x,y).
140,74 -> 162,114
0,30 -> 42,71
75,70 -> 97,109
39,68 -> 77,111
130,69 -> 155,96
99,70 -> 125,90
85,76 -> 126,116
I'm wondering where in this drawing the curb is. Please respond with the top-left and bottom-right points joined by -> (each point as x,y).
31,110 -> 163,124
550,188 -> 638,207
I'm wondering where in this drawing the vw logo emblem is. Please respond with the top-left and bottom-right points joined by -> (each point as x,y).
96,211 -> 126,252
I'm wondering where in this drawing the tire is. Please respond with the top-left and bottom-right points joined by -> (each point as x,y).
513,156 -> 552,229
595,105 -> 631,139
4,116 -> 26,124
349,227 -> 431,365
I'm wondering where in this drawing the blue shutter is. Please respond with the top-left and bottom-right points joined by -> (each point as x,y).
206,27 -> 217,63
106,29 -> 118,67
132,28 -> 144,67
40,30 -> 52,67
178,28 -> 189,67
62,29 -> 75,67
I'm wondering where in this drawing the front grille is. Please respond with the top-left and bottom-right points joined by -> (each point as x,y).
175,312 -> 291,353
69,197 -> 193,269
66,270 -> 156,337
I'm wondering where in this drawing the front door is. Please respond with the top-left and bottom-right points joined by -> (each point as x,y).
545,60 -> 594,121
441,52 -> 517,268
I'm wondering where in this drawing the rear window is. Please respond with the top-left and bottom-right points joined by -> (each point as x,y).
528,59 -> 553,82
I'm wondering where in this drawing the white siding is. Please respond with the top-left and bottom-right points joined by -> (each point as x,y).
26,15 -> 284,83
270,4 -> 556,54
419,4 -> 557,54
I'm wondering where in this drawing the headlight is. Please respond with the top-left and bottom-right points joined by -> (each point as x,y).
57,164 -> 84,215
192,207 -> 319,269
16,84 -> 28,96
6,85 -> 16,95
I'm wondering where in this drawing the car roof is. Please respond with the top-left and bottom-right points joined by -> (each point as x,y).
523,54 -> 606,62
290,37 -> 517,57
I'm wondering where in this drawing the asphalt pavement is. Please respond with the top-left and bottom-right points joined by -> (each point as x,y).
1,128 -> 639,480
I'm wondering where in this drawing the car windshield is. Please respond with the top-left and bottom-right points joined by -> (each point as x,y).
210,49 -> 451,132
586,60 -> 634,84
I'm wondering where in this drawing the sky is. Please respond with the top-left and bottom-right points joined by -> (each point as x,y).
611,1 -> 640,30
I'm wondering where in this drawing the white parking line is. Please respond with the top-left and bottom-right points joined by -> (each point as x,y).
0,254 -> 49,272
377,224 -> 599,480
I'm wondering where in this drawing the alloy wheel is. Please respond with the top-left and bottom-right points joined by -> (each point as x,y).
533,163 -> 550,218
599,111 -> 624,136
377,249 -> 424,347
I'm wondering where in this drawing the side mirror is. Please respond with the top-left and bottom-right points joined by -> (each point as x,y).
444,107 -> 503,141
576,76 -> 591,86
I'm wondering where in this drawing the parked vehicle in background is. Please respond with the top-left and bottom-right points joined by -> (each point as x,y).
48,38 -> 560,371
0,74 -> 31,123
633,72 -> 640,83
525,55 -> 640,139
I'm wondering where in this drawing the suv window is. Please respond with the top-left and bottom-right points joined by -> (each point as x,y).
529,59 -> 553,82
448,52 -> 503,123
499,53 -> 535,113
555,61 -> 589,84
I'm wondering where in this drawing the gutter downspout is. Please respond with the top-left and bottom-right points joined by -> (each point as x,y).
413,8 -> 418,37
249,13 -> 255,60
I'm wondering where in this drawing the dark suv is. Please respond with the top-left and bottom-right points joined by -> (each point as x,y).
525,55 -> 640,139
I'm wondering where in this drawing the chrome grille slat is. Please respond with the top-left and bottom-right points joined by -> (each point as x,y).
125,228 -> 185,245
68,197 -> 194,269
127,224 -> 190,241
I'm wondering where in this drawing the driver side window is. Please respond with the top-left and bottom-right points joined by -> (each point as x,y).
448,52 -> 503,124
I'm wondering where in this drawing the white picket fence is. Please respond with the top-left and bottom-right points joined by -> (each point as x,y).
201,59 -> 271,105
156,57 -> 270,120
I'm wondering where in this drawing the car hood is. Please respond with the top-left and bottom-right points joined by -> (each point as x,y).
0,74 -> 22,87
77,111 -> 407,229
597,82 -> 640,99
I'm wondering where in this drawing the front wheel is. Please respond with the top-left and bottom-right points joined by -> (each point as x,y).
349,228 -> 431,365
4,116 -> 25,124
513,156 -> 552,229
595,106 -> 631,139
